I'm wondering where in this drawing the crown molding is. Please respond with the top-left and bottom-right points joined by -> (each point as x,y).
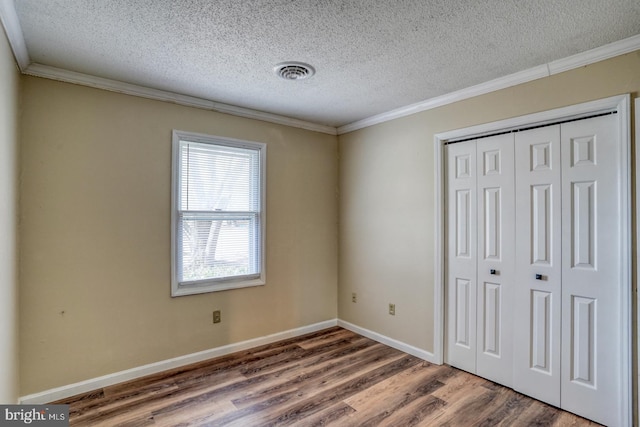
2,0 -> 638,137
337,65 -> 549,134
0,0 -> 29,70
23,63 -> 338,135
337,34 -> 640,135
548,33 -> 640,74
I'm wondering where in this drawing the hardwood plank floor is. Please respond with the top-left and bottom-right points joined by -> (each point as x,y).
53,327 -> 600,426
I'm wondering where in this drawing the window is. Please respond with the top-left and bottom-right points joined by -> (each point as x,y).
171,130 -> 266,296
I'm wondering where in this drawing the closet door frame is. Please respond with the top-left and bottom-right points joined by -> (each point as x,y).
433,94 -> 631,425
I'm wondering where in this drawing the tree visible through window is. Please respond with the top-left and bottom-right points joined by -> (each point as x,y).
171,131 -> 265,296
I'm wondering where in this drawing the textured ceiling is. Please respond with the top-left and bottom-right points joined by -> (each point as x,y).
11,0 -> 640,128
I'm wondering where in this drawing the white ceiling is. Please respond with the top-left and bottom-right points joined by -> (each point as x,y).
5,0 -> 640,131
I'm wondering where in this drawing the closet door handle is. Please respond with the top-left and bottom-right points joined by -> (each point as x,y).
535,274 -> 543,280
490,269 -> 496,275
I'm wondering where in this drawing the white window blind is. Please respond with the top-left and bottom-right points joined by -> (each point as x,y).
172,131 -> 265,296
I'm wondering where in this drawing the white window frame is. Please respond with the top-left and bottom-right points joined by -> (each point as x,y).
171,130 -> 266,297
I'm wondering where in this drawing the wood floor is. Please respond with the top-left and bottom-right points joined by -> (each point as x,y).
53,327 -> 600,426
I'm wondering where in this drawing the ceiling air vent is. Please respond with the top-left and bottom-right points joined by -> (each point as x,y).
274,62 -> 315,80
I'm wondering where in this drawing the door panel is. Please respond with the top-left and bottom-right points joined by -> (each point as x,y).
531,290 -> 552,373
570,296 -> 595,387
456,190 -> 471,257
483,188 -> 500,259
531,184 -> 551,264
514,125 -> 561,406
482,281 -> 501,355
455,278 -> 471,346
446,141 -> 477,372
560,115 -> 620,427
475,134 -> 514,386
570,181 -> 595,269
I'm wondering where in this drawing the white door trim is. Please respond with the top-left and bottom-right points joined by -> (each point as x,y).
635,97 -> 640,427
433,94 -> 631,425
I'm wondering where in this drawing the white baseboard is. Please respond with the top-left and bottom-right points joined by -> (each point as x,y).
19,319 -> 338,404
337,319 -> 438,364
19,318 -> 437,404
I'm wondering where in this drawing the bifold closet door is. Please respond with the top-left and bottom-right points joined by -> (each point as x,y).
559,114 -> 621,426
446,135 -> 514,386
513,115 -> 622,426
447,113 -> 624,426
475,134 -> 514,387
446,140 -> 477,373
513,125 -> 562,407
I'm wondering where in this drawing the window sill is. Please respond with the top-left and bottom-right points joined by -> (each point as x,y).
171,276 -> 265,297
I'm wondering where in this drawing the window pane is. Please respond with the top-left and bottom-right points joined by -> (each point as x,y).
180,142 -> 260,212
179,215 -> 260,282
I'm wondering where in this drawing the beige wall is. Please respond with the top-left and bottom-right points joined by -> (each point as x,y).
0,27 -> 20,403
338,51 -> 640,353
19,77 -> 338,395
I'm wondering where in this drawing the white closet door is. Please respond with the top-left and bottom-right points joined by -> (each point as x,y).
475,134 -> 514,387
560,114 -> 621,427
513,125 -> 562,406
446,140 -> 477,372
445,112 -> 626,425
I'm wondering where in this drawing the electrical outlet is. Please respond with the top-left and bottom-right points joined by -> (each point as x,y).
352,292 -> 357,303
213,310 -> 221,324
389,304 -> 395,315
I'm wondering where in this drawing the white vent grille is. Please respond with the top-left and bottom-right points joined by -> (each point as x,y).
274,62 -> 315,80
